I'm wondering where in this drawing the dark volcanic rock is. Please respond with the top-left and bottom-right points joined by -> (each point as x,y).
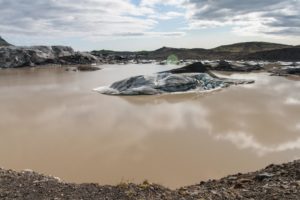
92,42 -> 297,61
270,67 -> 300,76
0,160 -> 299,200
0,36 -> 12,47
59,52 -> 99,65
0,46 -> 99,68
159,62 -> 211,74
213,60 -> 263,72
77,65 -> 101,71
243,47 -> 300,61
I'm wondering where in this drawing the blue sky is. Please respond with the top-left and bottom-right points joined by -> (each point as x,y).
0,0 -> 299,51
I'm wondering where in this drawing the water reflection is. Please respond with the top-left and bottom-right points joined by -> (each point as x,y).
119,92 -> 219,105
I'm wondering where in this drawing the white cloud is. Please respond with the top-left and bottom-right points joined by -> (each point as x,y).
140,0 -> 184,7
1,0 -> 299,41
0,0 -> 184,38
183,0 -> 300,36
149,12 -> 185,20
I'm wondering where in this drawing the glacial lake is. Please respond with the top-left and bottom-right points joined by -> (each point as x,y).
0,64 -> 300,189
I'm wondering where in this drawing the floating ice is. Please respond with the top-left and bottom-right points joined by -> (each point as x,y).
94,72 -> 254,95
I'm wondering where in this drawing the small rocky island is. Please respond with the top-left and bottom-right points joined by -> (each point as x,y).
1,160 -> 299,200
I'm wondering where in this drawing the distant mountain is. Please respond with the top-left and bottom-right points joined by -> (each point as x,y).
92,42 -> 298,61
0,36 -> 12,46
146,47 -> 211,60
241,47 -> 300,61
212,42 -> 291,53
92,46 -> 235,60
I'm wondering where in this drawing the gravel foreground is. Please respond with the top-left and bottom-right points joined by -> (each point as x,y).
0,160 -> 299,200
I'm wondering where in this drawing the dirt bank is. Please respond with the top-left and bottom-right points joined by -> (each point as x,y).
1,160 -> 299,199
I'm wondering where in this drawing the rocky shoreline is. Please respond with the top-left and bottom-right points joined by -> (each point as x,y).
1,45 -> 299,77
1,160 -> 299,199
0,37 -> 299,75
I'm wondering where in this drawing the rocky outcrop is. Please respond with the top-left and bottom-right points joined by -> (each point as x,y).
0,160 -> 299,199
58,52 -> 99,65
77,65 -> 101,71
0,36 -> 11,47
159,62 -> 211,74
0,46 -> 99,68
212,60 -> 263,72
270,67 -> 300,76
242,47 -> 300,61
179,160 -> 300,199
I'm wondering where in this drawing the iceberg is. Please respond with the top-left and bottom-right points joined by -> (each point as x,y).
94,72 -> 254,95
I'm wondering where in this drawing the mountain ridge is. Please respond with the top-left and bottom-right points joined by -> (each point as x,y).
212,41 -> 291,53
1,36 -> 299,61
91,41 -> 298,61
0,36 -> 12,46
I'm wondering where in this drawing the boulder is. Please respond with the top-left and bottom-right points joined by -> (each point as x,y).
270,67 -> 300,76
159,62 -> 211,74
212,60 -> 262,72
77,65 -> 101,71
160,62 -> 218,78
59,52 -> 99,65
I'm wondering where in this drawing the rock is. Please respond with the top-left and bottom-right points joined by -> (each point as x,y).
77,65 -> 101,71
270,67 -> 300,76
233,183 -> 244,189
238,178 -> 252,184
0,160 -> 300,199
212,60 -> 263,72
254,173 -> 274,182
159,62 -> 211,74
59,52 -> 99,65
0,46 -> 99,68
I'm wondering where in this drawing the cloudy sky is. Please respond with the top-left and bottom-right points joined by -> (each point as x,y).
0,0 -> 299,50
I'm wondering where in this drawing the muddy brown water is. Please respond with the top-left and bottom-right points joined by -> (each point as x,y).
0,64 -> 299,189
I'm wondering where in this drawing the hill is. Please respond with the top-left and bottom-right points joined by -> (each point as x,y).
212,42 -> 291,53
92,42 -> 298,61
242,47 -> 300,61
0,36 -> 12,46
